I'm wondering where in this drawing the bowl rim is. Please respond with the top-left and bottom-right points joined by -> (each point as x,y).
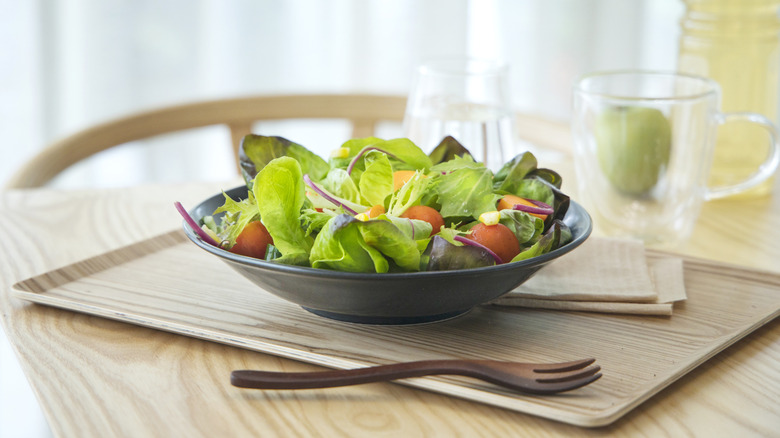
182,186 -> 592,280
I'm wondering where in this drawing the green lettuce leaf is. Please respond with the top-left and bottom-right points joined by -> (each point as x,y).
211,191 -> 259,246
493,152 -> 537,193
431,167 -> 501,220
511,220 -> 568,262
252,156 -> 313,258
304,174 -> 367,215
300,208 -> 338,236
387,171 -> 430,217
519,176 -> 570,230
375,213 -> 433,241
359,151 -> 394,206
352,138 -> 432,172
499,209 -> 544,245
430,154 -> 484,173
310,215 -> 386,272
270,251 -> 311,266
513,178 -> 555,206
428,136 -> 473,165
340,137 -> 384,156
527,168 -> 563,189
239,135 -> 329,186
426,235 -> 495,271
358,219 -> 422,272
328,137 -> 384,177
309,214 -> 421,273
321,168 -> 362,205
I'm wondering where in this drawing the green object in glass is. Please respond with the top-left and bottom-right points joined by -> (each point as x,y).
595,106 -> 672,195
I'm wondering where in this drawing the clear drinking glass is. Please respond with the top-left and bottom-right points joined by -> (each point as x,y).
403,58 -> 514,170
572,71 -> 780,247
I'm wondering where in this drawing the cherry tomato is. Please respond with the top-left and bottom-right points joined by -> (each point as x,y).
467,222 -> 520,262
230,221 -> 273,259
400,205 -> 445,235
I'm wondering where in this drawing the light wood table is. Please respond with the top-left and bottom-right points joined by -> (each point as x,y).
2,137 -> 779,436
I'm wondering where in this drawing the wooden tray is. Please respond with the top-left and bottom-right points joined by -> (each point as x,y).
11,230 -> 780,427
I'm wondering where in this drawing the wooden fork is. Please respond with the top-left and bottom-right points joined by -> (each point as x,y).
231,358 -> 601,395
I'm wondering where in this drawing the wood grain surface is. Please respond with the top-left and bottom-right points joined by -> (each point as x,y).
1,175 -> 779,436
10,228 -> 780,427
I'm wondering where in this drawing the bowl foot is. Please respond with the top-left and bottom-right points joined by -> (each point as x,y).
301,307 -> 471,325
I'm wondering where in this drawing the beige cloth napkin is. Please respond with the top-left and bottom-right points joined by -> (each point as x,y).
490,237 -> 687,316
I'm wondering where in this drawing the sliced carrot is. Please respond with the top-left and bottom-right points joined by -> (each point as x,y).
367,204 -> 386,218
392,170 -> 418,191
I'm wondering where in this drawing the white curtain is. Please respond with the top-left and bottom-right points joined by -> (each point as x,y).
1,0 -> 683,189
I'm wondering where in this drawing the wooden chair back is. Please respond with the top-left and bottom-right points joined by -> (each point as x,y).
6,94 -> 407,188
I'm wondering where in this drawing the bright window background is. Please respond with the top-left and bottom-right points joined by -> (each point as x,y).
1,0 -> 683,190
0,1 -> 683,437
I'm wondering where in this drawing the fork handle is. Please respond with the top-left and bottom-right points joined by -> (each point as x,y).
231,360 -> 494,390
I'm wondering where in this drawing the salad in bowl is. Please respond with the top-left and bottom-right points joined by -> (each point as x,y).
177,135 -> 591,324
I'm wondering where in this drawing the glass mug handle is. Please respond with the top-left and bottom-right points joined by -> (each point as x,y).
705,112 -> 780,200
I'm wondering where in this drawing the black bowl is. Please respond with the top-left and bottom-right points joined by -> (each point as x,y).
183,185 -> 592,325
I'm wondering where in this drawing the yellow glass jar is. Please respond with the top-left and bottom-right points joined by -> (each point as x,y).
678,0 -> 780,197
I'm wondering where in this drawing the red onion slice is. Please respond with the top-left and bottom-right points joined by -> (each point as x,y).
174,201 -> 220,247
512,199 -> 553,216
454,235 -> 504,264
303,174 -> 358,216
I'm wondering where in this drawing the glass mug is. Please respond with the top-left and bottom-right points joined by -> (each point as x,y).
572,70 -> 780,247
403,57 -> 514,171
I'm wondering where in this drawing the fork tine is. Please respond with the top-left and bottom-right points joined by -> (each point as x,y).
532,358 -> 596,373
535,364 -> 601,383
530,372 -> 603,394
